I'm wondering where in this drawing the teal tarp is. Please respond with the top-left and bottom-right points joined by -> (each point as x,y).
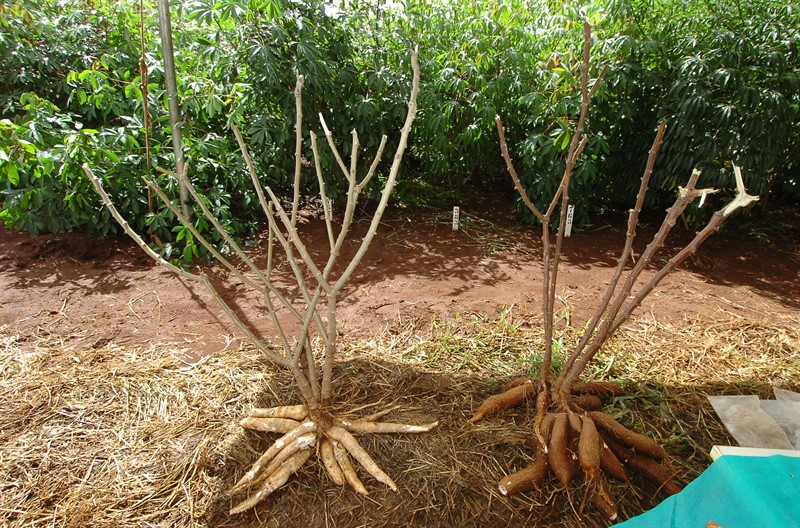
616,455 -> 800,528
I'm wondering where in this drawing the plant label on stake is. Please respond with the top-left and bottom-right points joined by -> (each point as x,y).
565,205 -> 575,237
453,206 -> 460,231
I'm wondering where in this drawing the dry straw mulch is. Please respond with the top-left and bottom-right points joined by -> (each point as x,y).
1,308 -> 797,528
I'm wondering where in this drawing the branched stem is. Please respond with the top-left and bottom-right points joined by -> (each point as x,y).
498,23 -> 603,383
90,50 -> 419,415
560,168 -> 757,389
557,121 -> 666,387
495,23 -> 759,400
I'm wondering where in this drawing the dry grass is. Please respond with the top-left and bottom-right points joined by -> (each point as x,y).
1,307 -> 797,528
0,326 -> 260,527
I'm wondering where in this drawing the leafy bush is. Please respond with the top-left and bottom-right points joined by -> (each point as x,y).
1,0 -> 798,252
599,0 -> 800,216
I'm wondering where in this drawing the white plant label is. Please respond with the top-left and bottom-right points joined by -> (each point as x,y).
326,198 -> 333,221
452,206 -> 460,231
565,205 -> 575,237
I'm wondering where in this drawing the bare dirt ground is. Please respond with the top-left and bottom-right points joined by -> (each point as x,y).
1,203 -> 798,527
1,206 -> 797,357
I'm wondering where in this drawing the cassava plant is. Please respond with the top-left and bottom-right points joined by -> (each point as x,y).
83,52 -> 438,515
470,23 -> 759,521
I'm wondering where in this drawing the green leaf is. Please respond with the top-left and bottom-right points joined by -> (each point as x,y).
102,149 -> 120,163
17,139 -> 36,154
6,164 -> 20,186
262,0 -> 283,21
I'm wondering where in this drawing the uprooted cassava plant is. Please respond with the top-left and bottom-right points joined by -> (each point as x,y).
83,52 -> 438,515
470,23 -> 759,521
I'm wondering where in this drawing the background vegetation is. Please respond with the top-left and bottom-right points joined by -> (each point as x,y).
2,0 -> 798,260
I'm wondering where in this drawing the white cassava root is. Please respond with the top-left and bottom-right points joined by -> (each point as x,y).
227,412 -> 437,512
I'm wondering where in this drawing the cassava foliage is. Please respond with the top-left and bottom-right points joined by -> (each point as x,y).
1,0 -> 798,256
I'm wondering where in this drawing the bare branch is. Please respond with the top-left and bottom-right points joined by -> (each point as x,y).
320,113 -> 353,182
358,134 -> 389,189
310,131 -> 336,251
231,125 -> 329,356
559,121 -> 666,383
333,50 -> 421,292
349,129 -> 360,183
291,74 -> 304,227
82,164 -> 290,368
495,115 -> 545,223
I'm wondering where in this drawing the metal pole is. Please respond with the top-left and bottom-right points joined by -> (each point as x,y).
156,0 -> 190,218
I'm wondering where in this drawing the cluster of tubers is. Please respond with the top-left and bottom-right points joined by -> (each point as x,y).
471,379 -> 682,521
228,404 -> 437,513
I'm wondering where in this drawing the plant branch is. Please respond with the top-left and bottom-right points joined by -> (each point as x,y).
291,74 -> 304,228
542,22 -> 598,382
320,113 -> 353,182
321,50 -> 421,400
82,164 -> 290,369
495,116 -> 544,223
558,121 -> 666,386
561,164 -> 758,388
310,131 -> 336,251
231,124 -> 328,336
333,50 -> 420,292
359,134 -> 389,189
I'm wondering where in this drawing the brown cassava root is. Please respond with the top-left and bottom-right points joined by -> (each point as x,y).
473,387 -> 682,518
469,379 -> 537,424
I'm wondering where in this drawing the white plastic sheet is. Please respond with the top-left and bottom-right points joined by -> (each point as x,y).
708,388 -> 800,450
